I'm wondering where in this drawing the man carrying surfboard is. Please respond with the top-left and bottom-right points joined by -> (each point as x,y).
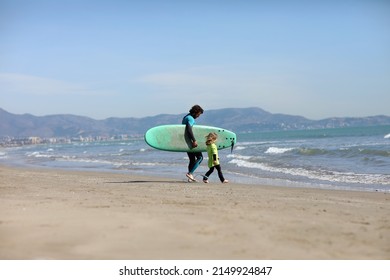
182,105 -> 204,182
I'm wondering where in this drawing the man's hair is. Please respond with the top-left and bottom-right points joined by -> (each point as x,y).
189,105 -> 204,115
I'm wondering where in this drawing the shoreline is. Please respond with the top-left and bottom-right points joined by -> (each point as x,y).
3,160 -> 389,194
0,165 -> 389,259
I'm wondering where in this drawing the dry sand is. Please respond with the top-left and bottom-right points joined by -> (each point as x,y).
0,165 -> 389,260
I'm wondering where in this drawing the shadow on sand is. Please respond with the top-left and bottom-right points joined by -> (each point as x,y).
106,180 -> 184,184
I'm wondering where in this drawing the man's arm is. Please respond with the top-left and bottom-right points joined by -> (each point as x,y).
185,123 -> 198,147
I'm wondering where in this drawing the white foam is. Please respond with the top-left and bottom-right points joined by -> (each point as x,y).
227,154 -> 251,160
229,158 -> 273,171
237,141 -> 277,146
27,151 -> 50,158
384,133 -> 390,139
265,147 -> 294,154
229,158 -> 390,186
56,157 -> 112,165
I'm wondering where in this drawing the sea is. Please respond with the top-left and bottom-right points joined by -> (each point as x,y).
1,125 -> 389,192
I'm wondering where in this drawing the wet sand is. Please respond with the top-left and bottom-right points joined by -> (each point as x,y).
0,165 -> 389,259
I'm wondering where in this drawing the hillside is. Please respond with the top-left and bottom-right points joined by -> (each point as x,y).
1,107 -> 390,138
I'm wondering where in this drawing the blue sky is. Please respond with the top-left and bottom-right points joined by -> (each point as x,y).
1,0 -> 389,120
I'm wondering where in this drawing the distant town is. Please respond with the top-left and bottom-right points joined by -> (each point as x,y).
0,134 -> 139,148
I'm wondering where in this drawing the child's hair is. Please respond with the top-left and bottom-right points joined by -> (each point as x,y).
205,132 -> 218,145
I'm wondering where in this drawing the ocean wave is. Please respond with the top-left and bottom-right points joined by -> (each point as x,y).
229,158 -> 274,172
228,158 -> 390,186
360,149 -> 390,157
26,151 -> 55,159
293,146 -> 390,158
227,154 -> 252,160
297,148 -> 327,156
385,133 -> 390,139
236,141 -> 279,146
265,147 -> 294,154
26,151 -> 169,169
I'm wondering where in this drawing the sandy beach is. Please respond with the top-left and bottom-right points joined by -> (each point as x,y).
0,165 -> 389,260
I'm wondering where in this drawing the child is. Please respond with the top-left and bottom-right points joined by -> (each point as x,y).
203,132 -> 229,183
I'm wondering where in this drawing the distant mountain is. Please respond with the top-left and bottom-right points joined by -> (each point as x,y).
1,107 -> 390,138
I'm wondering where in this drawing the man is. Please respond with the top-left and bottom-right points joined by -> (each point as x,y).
182,105 -> 204,182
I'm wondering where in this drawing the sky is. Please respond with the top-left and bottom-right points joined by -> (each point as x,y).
1,0 -> 389,120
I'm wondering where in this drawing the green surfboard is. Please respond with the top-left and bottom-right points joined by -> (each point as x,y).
144,125 -> 236,152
